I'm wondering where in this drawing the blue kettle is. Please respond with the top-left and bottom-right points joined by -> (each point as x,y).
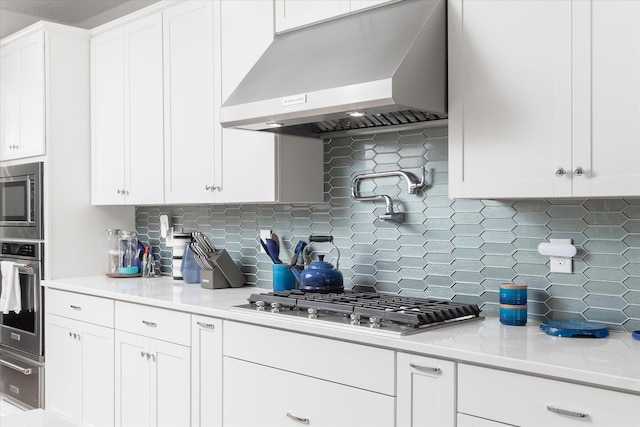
290,235 -> 343,293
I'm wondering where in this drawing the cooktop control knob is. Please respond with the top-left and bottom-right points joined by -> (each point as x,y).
369,316 -> 382,328
271,302 -> 282,313
350,313 -> 361,325
307,307 -> 318,319
255,301 -> 266,311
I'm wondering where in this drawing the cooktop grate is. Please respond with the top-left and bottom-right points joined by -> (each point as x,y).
243,290 -> 482,334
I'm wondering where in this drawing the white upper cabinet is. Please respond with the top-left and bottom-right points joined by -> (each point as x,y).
449,0 -> 640,199
217,0 -> 324,204
91,14 -> 164,205
275,0 -> 389,32
163,0 -> 217,204
0,30 -> 45,161
571,0 -> 640,197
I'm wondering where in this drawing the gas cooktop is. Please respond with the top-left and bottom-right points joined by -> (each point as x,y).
234,290 -> 483,335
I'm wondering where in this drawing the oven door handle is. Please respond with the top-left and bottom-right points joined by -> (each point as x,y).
0,358 -> 33,375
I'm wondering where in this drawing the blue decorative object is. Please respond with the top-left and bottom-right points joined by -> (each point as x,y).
539,320 -> 609,338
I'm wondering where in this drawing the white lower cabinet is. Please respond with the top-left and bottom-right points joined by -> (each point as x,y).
222,321 -> 395,427
114,302 -> 191,427
457,414 -> 510,427
458,364 -> 640,427
396,353 -> 455,427
191,315 -> 223,427
45,289 -> 114,427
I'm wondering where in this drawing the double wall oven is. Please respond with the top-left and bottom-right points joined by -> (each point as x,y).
0,162 -> 45,409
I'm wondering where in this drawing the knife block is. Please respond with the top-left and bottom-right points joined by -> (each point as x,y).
200,268 -> 229,289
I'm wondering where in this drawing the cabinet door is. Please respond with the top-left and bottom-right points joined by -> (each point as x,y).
163,0 -> 217,204
115,331 -> 152,427
45,314 -> 80,421
115,330 -> 190,427
572,0 -> 640,197
78,321 -> 114,427
154,339 -> 190,427
191,316 -> 223,427
0,30 -> 45,161
123,13 -> 165,204
275,0 -> 350,32
46,314 -> 114,427
396,353 -> 455,427
448,0 -> 573,198
217,0 -> 278,203
91,29 -> 126,205
223,356 -> 395,426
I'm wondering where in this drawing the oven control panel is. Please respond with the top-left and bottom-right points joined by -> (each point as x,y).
1,242 -> 40,259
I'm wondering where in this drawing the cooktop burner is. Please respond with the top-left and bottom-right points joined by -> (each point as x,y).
234,290 -> 483,335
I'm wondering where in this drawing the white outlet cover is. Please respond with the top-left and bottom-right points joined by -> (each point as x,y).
548,238 -> 573,273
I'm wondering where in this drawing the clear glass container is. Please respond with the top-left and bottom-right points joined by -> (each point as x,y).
119,230 -> 139,272
105,229 -> 121,275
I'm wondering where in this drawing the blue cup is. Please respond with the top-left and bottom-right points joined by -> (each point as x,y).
500,283 -> 527,305
500,304 -> 527,326
272,264 -> 295,292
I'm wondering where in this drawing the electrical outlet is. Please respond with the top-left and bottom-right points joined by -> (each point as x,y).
550,255 -> 572,273
259,229 -> 271,253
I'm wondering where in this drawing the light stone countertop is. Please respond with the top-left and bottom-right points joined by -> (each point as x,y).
43,275 -> 640,395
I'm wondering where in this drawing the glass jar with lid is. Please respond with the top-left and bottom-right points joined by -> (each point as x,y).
105,229 -> 121,275
119,230 -> 139,274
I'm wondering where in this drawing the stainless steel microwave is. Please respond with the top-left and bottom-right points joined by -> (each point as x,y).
0,162 -> 43,240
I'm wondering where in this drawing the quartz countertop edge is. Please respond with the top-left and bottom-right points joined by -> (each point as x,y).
42,276 -> 640,395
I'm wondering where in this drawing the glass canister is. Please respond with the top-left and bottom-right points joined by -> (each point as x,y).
105,229 -> 121,275
119,230 -> 139,274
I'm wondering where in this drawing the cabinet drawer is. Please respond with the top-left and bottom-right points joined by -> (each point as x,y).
223,321 -> 395,395
46,289 -> 113,327
458,364 -> 640,427
223,356 -> 395,427
115,301 -> 190,346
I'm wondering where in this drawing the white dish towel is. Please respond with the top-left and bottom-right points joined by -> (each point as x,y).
0,260 -> 21,314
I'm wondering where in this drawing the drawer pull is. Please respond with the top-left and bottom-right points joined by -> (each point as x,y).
142,320 -> 157,327
197,321 -> 215,329
70,305 -> 81,310
410,362 -> 441,374
547,405 -> 588,419
286,412 -> 310,424
0,358 -> 33,375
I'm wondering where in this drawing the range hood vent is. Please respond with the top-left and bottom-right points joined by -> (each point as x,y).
220,0 -> 447,138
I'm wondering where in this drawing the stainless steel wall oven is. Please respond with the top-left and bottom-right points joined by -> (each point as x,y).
0,162 -> 43,241
0,240 -> 44,409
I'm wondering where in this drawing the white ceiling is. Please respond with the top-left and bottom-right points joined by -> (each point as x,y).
0,0 -> 159,39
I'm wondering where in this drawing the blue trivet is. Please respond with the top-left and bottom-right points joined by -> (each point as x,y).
539,320 -> 609,338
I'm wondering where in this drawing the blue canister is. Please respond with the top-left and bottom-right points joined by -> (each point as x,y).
499,283 -> 528,305
500,304 -> 527,326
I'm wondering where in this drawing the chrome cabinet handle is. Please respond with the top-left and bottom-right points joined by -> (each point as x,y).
196,321 -> 215,329
142,320 -> 157,327
141,351 -> 145,357
547,405 -> 588,419
555,167 -> 566,177
0,358 -> 32,375
286,412 -> 310,424
205,185 -> 220,192
573,167 -> 584,176
409,362 -> 441,374
70,305 -> 81,310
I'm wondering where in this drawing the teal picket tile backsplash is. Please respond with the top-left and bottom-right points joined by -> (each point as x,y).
136,128 -> 640,332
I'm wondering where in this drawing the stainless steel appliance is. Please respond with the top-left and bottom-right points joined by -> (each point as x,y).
220,0 -> 447,137
0,162 -> 43,241
235,290 -> 482,336
0,240 -> 44,409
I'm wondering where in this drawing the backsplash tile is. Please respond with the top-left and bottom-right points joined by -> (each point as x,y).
136,128 -> 640,332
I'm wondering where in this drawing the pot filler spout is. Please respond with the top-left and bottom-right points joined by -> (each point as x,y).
219,0 -> 447,138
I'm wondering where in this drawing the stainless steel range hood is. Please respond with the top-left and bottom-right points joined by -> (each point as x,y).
220,0 -> 447,137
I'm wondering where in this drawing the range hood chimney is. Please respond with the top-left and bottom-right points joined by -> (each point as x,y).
220,0 -> 447,137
